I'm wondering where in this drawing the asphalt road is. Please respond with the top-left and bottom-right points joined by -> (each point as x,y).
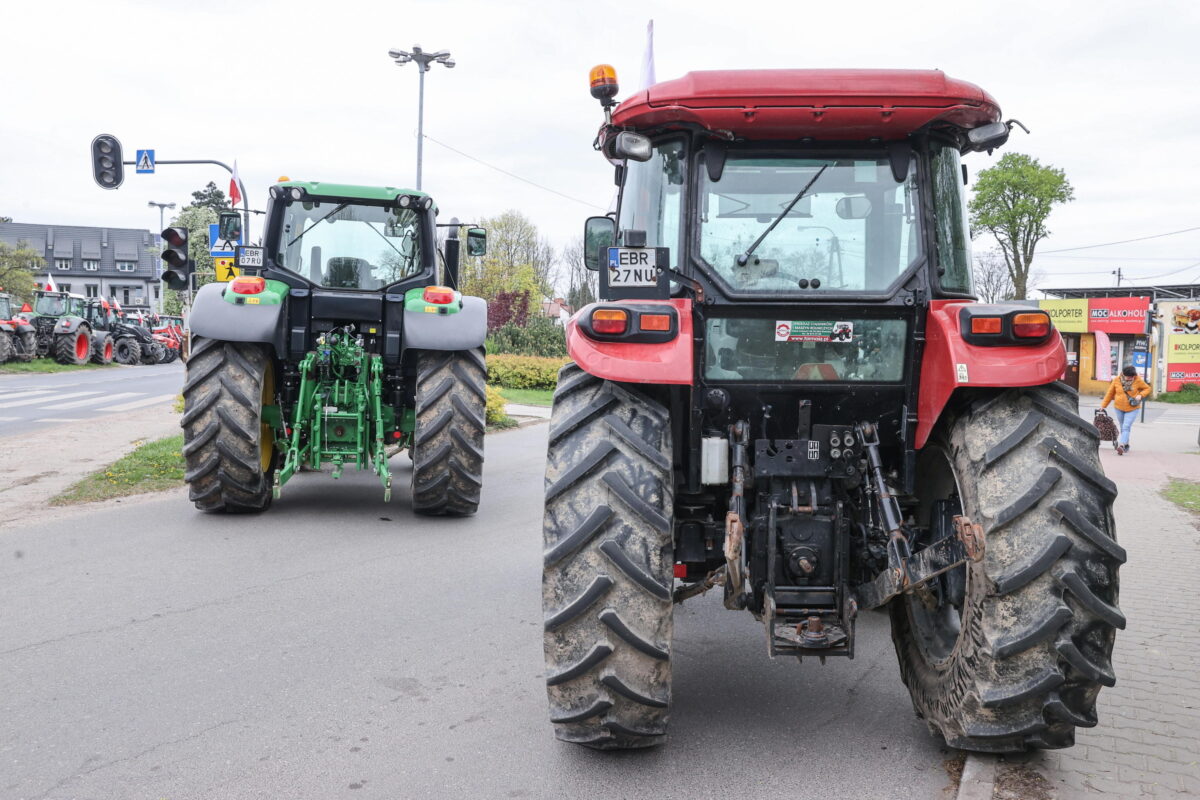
0,424 -> 958,800
0,364 -> 184,438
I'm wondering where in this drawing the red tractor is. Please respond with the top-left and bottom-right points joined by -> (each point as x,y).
0,290 -> 37,363
541,67 -> 1123,753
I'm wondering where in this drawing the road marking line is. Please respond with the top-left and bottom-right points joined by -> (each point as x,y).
34,418 -> 84,423
105,393 -> 176,412
0,391 -> 103,409
0,389 -> 56,401
43,392 -> 142,411
0,416 -> 19,422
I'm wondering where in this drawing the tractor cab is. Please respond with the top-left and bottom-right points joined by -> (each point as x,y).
0,293 -> 12,321
32,290 -> 87,319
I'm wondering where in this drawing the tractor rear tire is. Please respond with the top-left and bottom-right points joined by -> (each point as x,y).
53,327 -> 91,365
180,336 -> 275,513
410,348 -> 486,516
114,337 -> 140,365
542,364 -> 674,750
0,332 -> 12,363
142,342 -> 164,365
91,334 -> 115,365
890,382 -> 1124,753
15,331 -> 36,362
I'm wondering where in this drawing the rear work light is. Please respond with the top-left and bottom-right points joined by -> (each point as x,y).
1012,312 -> 1052,338
639,313 -> 672,332
591,308 -> 628,335
423,285 -> 455,305
970,317 -> 1003,334
230,276 -> 266,295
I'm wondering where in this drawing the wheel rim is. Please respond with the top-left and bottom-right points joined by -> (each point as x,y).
104,341 -> 113,360
75,334 -> 89,360
905,444 -> 971,668
260,360 -> 275,472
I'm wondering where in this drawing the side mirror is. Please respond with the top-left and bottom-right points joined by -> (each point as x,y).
583,216 -> 616,271
466,227 -> 487,257
613,131 -> 652,162
967,121 -> 1010,151
835,196 -> 873,219
218,211 -> 243,243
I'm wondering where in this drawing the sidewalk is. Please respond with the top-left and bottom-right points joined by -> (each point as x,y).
980,418 -> 1200,798
1077,393 -> 1200,427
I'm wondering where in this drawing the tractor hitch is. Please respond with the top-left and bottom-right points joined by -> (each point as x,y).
856,515 -> 985,611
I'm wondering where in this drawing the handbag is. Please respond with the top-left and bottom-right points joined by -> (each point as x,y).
1093,409 -> 1118,441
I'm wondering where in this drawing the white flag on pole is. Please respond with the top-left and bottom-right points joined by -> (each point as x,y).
44,273 -> 57,293
639,19 -> 656,89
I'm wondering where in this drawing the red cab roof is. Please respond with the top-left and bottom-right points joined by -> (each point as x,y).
611,69 -> 1000,141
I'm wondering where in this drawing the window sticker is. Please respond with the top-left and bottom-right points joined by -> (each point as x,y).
956,363 -> 969,383
774,320 -> 855,343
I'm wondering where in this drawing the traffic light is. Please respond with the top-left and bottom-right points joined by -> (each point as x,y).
91,134 -> 124,190
161,227 -> 191,291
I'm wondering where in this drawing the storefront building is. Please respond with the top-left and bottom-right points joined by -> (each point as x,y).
1040,284 -> 1200,396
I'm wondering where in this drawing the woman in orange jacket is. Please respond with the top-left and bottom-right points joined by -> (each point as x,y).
1100,365 -> 1152,455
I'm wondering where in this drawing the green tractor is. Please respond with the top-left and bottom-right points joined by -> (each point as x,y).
177,181 -> 489,514
24,290 -> 96,365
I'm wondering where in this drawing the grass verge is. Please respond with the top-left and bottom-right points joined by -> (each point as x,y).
499,387 -> 554,407
0,361 -> 118,375
1162,478 -> 1200,517
487,416 -> 520,432
50,434 -> 185,506
1156,384 -> 1200,404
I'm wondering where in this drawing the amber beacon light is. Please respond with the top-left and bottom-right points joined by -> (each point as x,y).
589,64 -> 619,106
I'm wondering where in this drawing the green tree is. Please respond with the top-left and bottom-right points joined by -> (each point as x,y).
460,210 -> 555,299
968,152 -> 1073,300
189,181 -> 230,213
0,239 -> 43,303
0,216 -> 13,223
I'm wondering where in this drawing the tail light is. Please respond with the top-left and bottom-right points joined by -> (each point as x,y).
1012,312 -> 1051,338
423,285 -> 455,304
970,317 -> 1002,335
639,313 -> 672,332
591,308 -> 628,335
230,276 -> 266,295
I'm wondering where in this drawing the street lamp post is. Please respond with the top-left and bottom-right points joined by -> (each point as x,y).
387,45 -> 455,191
148,201 -> 176,313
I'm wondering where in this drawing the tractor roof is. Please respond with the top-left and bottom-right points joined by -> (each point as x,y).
276,181 -> 428,203
611,69 -> 1000,141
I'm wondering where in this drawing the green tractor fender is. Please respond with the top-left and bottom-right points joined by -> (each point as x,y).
401,289 -> 487,351
189,281 -> 288,353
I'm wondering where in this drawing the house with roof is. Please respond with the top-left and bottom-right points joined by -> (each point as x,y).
0,221 -> 161,309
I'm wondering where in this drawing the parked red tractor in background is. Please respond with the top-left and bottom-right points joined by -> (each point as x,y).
0,289 -> 37,363
540,67 -> 1123,753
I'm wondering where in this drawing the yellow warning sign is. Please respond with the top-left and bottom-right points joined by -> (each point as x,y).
214,257 -> 240,282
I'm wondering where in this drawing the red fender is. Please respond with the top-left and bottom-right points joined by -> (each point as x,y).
917,300 -> 1066,449
566,298 -> 695,385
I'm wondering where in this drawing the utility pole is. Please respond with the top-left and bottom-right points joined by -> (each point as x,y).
1113,266 -> 1123,287
387,45 -> 455,190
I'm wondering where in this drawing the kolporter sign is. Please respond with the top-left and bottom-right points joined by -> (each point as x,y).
1039,299 -> 1088,333
1037,296 -> 1150,335
1164,333 -> 1200,391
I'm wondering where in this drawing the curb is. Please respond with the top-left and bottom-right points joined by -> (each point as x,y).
956,753 -> 996,800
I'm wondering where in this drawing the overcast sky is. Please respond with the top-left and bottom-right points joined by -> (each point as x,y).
2,0 -> 1197,292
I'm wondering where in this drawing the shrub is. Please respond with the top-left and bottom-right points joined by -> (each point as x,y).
487,354 -> 572,389
1156,382 -> 1200,405
485,384 -> 509,425
489,316 -> 568,358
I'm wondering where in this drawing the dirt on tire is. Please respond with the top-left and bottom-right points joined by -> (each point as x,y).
890,382 -> 1125,753
542,363 -> 674,749
180,336 -> 274,512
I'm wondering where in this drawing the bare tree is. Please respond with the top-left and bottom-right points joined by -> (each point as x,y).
972,250 -> 1015,303
558,236 -> 597,309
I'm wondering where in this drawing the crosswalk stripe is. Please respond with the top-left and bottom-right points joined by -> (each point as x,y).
43,392 -> 142,411
0,389 -> 56,402
35,418 -> 84,423
106,393 -> 176,412
0,390 -> 103,409
0,416 -> 19,422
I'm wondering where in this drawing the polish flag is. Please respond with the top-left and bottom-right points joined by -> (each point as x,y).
44,273 -> 58,292
229,160 -> 243,208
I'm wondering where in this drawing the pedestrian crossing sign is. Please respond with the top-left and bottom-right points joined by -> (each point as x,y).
135,149 -> 155,174
214,257 -> 240,282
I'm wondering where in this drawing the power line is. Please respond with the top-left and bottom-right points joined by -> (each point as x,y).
1040,225 -> 1200,254
420,133 -> 607,212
